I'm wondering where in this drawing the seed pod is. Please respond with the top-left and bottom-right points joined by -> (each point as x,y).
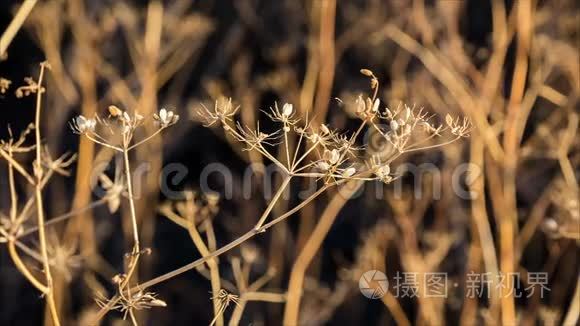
372,99 -> 380,113
108,105 -> 123,118
282,103 -> 293,117
360,69 -> 373,77
342,167 -> 356,177
445,114 -> 454,127
317,161 -> 330,171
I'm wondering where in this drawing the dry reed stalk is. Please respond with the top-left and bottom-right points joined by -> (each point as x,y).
312,0 -> 336,127
284,179 -> 363,325
499,1 -> 533,323
0,0 -> 37,58
33,62 -> 61,325
466,133 -> 500,321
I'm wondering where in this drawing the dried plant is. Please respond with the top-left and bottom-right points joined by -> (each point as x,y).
1,1 -> 578,325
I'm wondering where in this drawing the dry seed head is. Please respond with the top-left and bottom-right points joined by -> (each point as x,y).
355,95 -> 381,119
342,167 -> 356,178
445,114 -> 454,127
403,106 -> 411,121
372,99 -> 380,113
154,108 -> 180,127
71,115 -> 97,134
377,164 -> 390,177
141,293 -> 167,308
355,95 -> 366,114
323,149 -> 340,165
47,235 -> 82,281
316,161 -> 331,171
384,106 -> 393,119
542,218 -> 559,233
360,69 -> 374,77
108,105 -> 124,118
0,216 -> 23,243
320,124 -> 330,135
403,124 -> 412,136
282,103 -> 293,117
198,98 -> 238,127
205,192 -> 220,207
372,158 -> 393,183
266,102 -> 298,125
211,289 -> 240,308
112,273 -> 126,284
15,77 -> 43,98
122,111 -> 131,122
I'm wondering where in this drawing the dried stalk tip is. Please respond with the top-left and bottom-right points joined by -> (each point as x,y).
15,77 -> 44,98
360,69 -> 374,77
108,105 -> 124,118
154,108 -> 180,127
0,78 -> 11,94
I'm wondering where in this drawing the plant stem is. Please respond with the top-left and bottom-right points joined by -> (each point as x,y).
8,148 -> 17,222
33,62 -> 61,326
0,147 -> 36,184
254,175 -> 292,230
291,139 -> 320,171
123,147 -> 140,252
19,198 -> 107,238
7,239 -> 48,293
92,182 -> 340,324
284,179 -> 362,325
183,192 -> 223,326
0,0 -> 37,57
283,123 -> 291,166
127,127 -> 164,151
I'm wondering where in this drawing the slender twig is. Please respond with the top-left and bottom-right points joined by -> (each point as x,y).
7,240 -> 49,293
179,194 -> 223,326
8,148 -> 17,222
92,182 -> 338,324
33,62 -> 61,326
229,292 -> 286,326
85,135 -> 122,152
0,147 -> 36,184
127,127 -> 165,151
254,175 -> 292,230
18,198 -> 108,238
122,146 -> 140,252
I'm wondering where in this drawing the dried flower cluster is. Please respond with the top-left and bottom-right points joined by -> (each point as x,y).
1,0 -> 578,325
14,76 -> 45,98
96,287 -> 167,323
69,105 -> 179,320
197,69 -> 470,187
70,106 -> 179,151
